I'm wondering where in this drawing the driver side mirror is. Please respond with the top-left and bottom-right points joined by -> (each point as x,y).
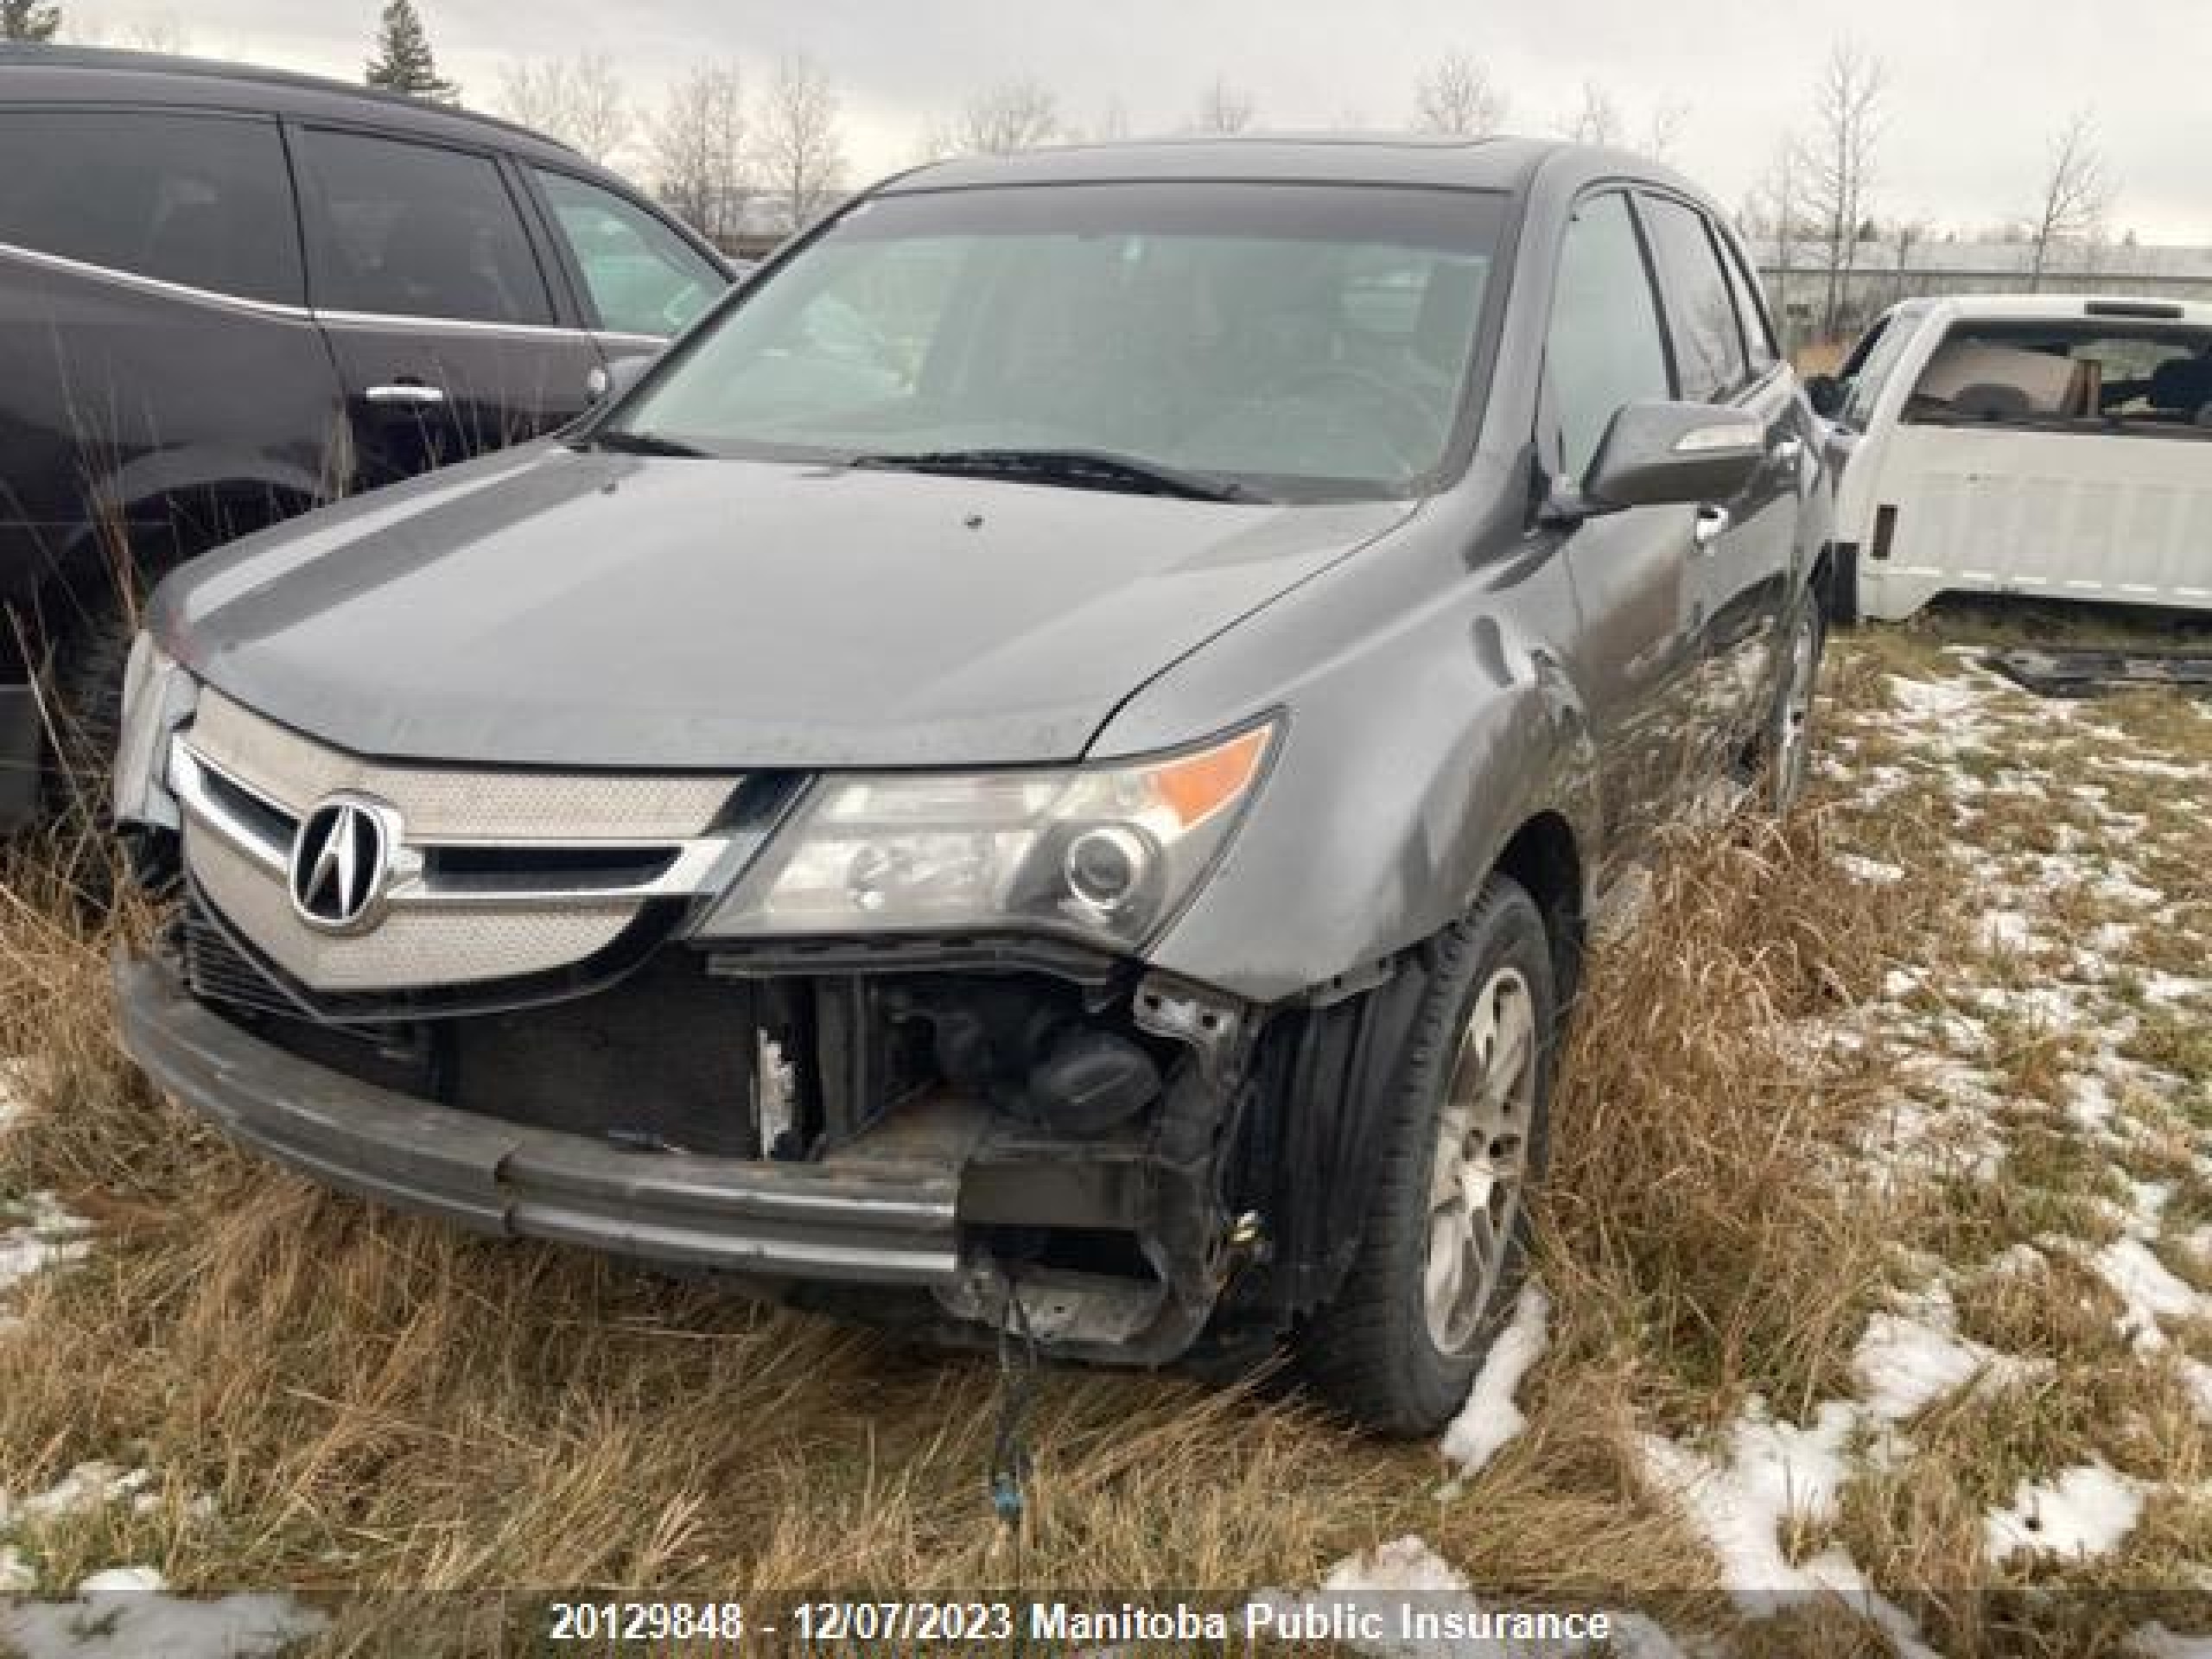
1552,401 -> 1765,519
586,353 -> 656,405
1803,373 -> 1847,420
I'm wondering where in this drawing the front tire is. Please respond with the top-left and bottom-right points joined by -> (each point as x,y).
1765,595 -> 1826,813
1297,876 -> 1558,1436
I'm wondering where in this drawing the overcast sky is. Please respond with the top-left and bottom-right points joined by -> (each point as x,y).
64,0 -> 2212,244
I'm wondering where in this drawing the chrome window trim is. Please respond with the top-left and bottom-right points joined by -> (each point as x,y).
0,238 -> 314,321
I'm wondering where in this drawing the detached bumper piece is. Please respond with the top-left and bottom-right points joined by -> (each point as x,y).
114,952 -> 962,1285
1986,646 -> 2212,699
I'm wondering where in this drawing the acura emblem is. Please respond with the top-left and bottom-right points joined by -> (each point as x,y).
289,795 -> 398,933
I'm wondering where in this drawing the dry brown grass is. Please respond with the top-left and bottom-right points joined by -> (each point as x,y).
3,629 -> 2209,1656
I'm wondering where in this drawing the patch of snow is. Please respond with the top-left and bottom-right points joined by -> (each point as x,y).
1637,1423 -> 1937,1656
2132,1623 -> 2212,1658
74,1567 -> 163,1594
1887,676 -> 1985,721
1266,1535 -> 1686,1657
2176,1357 -> 2212,1423
2140,971 -> 2211,1005
1852,1291 -> 2044,1422
1976,911 -> 2038,953
0,1193 -> 92,1300
15,1464 -> 153,1523
2098,755 -> 2206,782
1441,1285 -> 1549,1481
2065,1072 -> 2120,1134
2088,1236 -> 2208,1351
1,1591 -> 326,1658
0,1058 -> 35,1132
1985,1463 -> 2145,1564
1837,854 -> 1905,886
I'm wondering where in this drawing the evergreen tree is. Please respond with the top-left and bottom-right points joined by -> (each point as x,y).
0,1 -> 63,42
364,0 -> 458,103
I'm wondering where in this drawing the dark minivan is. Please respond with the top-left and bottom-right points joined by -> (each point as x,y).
0,46 -> 734,820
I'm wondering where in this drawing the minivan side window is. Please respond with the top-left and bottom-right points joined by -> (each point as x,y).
294,129 -> 553,326
1639,195 -> 1749,402
0,110 -> 302,305
1547,192 -> 1672,480
534,169 -> 723,338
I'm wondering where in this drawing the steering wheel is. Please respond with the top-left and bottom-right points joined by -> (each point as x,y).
1252,363 -> 1442,470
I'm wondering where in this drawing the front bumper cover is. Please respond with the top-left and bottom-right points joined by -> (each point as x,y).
114,950 -> 963,1286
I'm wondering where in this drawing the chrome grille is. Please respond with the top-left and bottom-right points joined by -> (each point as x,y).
188,690 -> 738,840
172,691 -> 754,995
188,827 -> 639,990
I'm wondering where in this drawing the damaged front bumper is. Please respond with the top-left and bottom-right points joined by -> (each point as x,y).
114,945 -> 1253,1363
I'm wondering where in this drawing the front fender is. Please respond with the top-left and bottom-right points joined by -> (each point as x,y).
1107,534 -> 1600,1006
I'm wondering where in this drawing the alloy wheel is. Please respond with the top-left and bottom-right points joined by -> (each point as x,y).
1422,965 -> 1537,1354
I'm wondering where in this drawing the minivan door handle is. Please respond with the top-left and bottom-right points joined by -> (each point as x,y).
1693,505 -> 1732,549
364,382 -> 448,407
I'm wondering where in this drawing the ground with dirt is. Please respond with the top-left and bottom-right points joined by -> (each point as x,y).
2,613 -> 2210,1657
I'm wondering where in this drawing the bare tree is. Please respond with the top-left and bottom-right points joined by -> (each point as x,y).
1,1 -> 61,41
1192,74 -> 1256,134
650,62 -> 749,242
2026,111 -> 2115,291
1414,51 -> 1506,138
1890,217 -> 1927,302
1558,81 -> 1621,147
496,53 -> 627,163
1806,39 -> 1885,338
1745,135 -> 1809,351
1641,99 -> 1688,162
930,77 -> 1064,156
1093,97 -> 1132,142
756,54 -> 847,232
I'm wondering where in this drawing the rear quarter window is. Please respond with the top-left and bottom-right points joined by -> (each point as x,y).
0,108 -> 302,305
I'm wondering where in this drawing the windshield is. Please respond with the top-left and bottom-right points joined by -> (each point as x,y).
607,181 -> 1504,502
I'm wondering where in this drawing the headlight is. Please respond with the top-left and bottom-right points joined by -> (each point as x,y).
696,721 -> 1277,950
111,632 -> 196,830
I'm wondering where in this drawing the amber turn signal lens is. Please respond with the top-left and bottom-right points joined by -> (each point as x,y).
1149,725 -> 1272,829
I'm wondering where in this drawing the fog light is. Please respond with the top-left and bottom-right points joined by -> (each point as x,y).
1063,824 -> 1152,916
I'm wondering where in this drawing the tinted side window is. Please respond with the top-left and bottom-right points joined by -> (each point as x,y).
0,110 -> 301,304
1547,193 -> 1671,480
295,130 -> 552,325
1640,196 -> 1748,402
535,170 -> 723,337
1719,236 -> 1778,372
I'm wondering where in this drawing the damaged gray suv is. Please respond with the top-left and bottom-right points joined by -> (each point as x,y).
113,137 -> 1832,1433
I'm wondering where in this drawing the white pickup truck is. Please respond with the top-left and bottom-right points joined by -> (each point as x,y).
1810,295 -> 2212,621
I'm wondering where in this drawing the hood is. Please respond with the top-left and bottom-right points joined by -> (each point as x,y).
156,445 -> 1413,769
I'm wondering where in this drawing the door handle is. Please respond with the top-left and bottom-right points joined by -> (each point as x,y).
1693,505 -> 1731,549
365,382 -> 448,407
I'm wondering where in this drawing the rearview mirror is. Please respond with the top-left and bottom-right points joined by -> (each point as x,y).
1803,373 -> 1846,420
1576,401 -> 1765,512
586,353 -> 656,405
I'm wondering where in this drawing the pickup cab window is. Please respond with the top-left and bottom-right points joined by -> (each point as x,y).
1904,321 -> 2212,435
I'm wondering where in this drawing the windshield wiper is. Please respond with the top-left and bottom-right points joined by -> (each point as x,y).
847,448 -> 1260,503
579,429 -> 711,459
